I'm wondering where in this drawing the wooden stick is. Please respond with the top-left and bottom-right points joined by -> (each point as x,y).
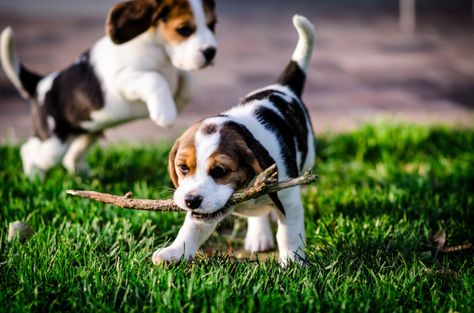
65,189 -> 180,211
66,164 -> 317,212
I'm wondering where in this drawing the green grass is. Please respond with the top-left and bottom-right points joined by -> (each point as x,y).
0,124 -> 473,312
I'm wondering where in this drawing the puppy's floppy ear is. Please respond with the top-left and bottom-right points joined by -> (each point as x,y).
204,0 -> 216,10
225,121 -> 286,215
106,0 -> 163,44
168,140 -> 179,188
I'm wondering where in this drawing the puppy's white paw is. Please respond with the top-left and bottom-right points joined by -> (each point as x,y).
76,161 -> 91,176
74,162 -> 92,178
244,230 -> 275,252
279,250 -> 307,268
152,246 -> 185,265
22,167 -> 44,181
20,140 -> 45,180
150,105 -> 177,128
63,158 -> 91,177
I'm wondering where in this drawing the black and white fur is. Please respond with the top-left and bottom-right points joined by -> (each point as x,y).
153,15 -> 315,266
0,0 -> 217,179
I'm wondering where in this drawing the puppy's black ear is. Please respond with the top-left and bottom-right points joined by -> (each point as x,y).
204,0 -> 215,10
225,121 -> 286,215
168,140 -> 179,188
106,0 -> 163,44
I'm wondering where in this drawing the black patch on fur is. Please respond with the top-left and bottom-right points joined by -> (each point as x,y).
277,61 -> 306,97
19,65 -> 42,97
41,51 -> 104,141
205,0 -> 215,10
31,101 -> 52,140
224,121 -> 286,215
269,95 -> 309,171
240,89 -> 285,104
201,123 -> 217,135
157,5 -> 171,21
107,0 -> 157,44
241,89 -> 314,172
254,106 -> 299,178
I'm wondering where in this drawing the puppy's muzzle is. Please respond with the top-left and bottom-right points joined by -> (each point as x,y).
185,194 -> 203,210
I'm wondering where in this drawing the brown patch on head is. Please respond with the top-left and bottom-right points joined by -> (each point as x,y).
168,122 -> 201,187
207,151 -> 252,190
157,0 -> 217,44
156,0 -> 193,44
107,0 -> 165,44
201,123 -> 217,135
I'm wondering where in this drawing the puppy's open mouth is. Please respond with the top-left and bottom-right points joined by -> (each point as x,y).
191,206 -> 233,222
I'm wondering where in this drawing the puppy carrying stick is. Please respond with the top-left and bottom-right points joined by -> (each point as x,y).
154,15 -> 315,266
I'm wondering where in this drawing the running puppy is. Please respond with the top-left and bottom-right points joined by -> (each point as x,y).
153,15 -> 315,266
0,0 -> 217,179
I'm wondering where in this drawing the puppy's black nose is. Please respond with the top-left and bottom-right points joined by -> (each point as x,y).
185,194 -> 203,210
202,47 -> 216,63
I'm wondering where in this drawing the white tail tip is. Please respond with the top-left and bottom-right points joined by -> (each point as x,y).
291,15 -> 315,72
1,27 -> 29,98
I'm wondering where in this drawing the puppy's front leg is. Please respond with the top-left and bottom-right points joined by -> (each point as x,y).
275,187 -> 307,267
120,71 -> 177,128
152,213 -> 217,264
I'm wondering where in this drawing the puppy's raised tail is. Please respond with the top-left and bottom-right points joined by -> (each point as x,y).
1,27 -> 43,100
277,15 -> 315,97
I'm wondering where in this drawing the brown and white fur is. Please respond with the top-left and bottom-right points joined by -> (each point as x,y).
0,0 -> 217,179
153,15 -> 315,266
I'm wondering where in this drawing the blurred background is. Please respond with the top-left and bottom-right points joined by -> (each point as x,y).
0,0 -> 473,144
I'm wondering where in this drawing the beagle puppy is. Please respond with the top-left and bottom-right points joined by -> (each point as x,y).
0,0 -> 217,179
153,15 -> 315,266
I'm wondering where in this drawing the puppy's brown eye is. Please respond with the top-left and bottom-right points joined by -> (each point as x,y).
176,25 -> 193,37
209,165 -> 227,179
207,21 -> 217,32
179,165 -> 189,175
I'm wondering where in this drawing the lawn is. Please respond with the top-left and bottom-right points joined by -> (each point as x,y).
0,124 -> 473,312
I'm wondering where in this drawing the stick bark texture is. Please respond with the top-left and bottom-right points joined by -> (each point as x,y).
66,165 -> 317,212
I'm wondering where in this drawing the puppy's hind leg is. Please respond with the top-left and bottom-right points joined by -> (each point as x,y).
245,213 -> 275,252
20,136 -> 69,180
62,133 -> 99,176
20,137 -> 42,179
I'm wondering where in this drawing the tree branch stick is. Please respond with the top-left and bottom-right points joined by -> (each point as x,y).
66,164 -> 317,212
